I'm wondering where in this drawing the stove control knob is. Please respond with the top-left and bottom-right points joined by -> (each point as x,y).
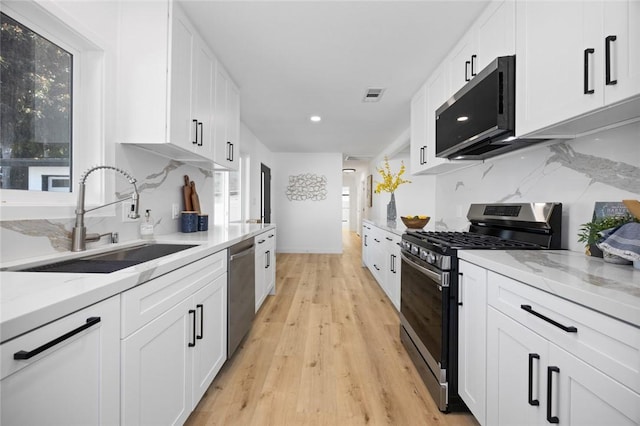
426,252 -> 436,264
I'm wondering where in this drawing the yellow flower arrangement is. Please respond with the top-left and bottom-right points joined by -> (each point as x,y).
374,157 -> 411,194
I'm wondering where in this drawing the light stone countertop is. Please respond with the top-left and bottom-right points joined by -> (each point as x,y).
458,249 -> 640,327
363,219 -> 406,237
0,223 -> 276,343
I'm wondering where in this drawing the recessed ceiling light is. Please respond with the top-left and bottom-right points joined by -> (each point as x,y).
457,116 -> 469,122
310,115 -> 321,122
342,168 -> 356,173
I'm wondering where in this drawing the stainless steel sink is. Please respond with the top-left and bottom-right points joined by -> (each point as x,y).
11,243 -> 198,273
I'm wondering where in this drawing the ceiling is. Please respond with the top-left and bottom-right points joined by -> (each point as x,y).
180,1 -> 489,160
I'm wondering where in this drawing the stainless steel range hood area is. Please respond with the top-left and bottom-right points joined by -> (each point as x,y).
435,56 -> 547,160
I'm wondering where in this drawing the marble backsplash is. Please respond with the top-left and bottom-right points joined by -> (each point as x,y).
435,121 -> 640,252
0,146 -> 214,263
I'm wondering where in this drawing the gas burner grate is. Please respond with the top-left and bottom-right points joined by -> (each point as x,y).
409,231 -> 541,249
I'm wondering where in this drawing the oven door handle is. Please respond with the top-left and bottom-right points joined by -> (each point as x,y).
400,252 -> 443,287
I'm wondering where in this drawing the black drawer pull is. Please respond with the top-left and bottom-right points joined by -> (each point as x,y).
14,317 -> 101,360
605,35 -> 617,85
528,353 -> 540,406
196,304 -> 204,340
584,48 -> 595,94
521,305 -> 577,333
386,237 -> 393,241
547,366 -> 560,423
188,309 -> 196,347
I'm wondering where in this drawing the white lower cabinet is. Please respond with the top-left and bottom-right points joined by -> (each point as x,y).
487,307 -> 640,425
121,250 -> 228,425
484,269 -> 640,426
255,229 -> 276,312
362,222 -> 401,310
457,260 -> 487,425
0,295 -> 120,425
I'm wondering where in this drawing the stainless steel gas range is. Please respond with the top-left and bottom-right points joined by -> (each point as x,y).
399,202 -> 562,412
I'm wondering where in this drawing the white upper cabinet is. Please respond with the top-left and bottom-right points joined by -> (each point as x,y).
117,1 -> 239,169
410,0 -> 513,175
213,64 -> 241,171
448,0 -> 515,96
515,0 -> 640,138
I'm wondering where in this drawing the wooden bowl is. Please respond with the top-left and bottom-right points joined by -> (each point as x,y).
401,216 -> 430,229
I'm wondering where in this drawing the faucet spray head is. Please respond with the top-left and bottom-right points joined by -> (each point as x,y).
129,184 -> 140,219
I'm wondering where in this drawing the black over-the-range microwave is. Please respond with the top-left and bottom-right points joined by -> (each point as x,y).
435,55 -> 544,160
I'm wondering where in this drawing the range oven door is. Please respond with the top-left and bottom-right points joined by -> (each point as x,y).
399,250 -> 450,409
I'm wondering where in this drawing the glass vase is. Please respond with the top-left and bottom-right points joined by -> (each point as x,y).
387,192 -> 397,224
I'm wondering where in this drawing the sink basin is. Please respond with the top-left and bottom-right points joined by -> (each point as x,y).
12,243 -> 198,274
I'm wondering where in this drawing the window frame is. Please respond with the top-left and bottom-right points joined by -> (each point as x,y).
0,0 -> 107,220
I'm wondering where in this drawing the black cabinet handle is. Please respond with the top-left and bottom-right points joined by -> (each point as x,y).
196,304 -> 204,340
268,234 -> 274,238
386,237 -> 393,241
197,122 -> 203,146
465,60 -> 471,82
228,142 -> 234,162
547,366 -> 560,423
521,305 -> 577,332
374,238 -> 380,243
528,353 -> 540,406
390,254 -> 396,273
265,250 -> 270,269
584,48 -> 595,94
192,119 -> 199,145
605,35 -> 617,85
13,317 -> 101,360
471,54 -> 477,77
188,309 -> 196,347
374,264 -> 380,271
457,273 -> 463,306
364,235 -> 368,247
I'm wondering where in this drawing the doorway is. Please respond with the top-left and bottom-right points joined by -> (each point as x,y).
261,163 -> 271,224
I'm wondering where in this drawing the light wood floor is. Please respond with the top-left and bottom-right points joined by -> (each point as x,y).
185,230 -> 478,426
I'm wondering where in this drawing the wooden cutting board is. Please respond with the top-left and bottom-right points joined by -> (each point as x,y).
183,175 -> 193,211
623,199 -> 640,220
191,181 -> 201,214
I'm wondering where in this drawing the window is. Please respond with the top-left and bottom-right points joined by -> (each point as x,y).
0,0 -> 106,220
1,12 -> 72,192
214,163 -> 243,226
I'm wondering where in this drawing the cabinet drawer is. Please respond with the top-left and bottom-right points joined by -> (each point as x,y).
121,250 -> 227,337
488,271 -> 640,394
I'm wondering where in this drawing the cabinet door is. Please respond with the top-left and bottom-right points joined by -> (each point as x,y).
548,344 -> 640,426
458,261 -> 488,424
603,0 -> 640,105
226,81 -> 241,170
0,296 -> 120,426
385,234 -> 401,310
169,5 -> 195,152
213,64 -> 229,166
368,230 -> 385,285
515,1 -> 603,136
121,297 -> 193,426
193,41 -> 214,159
424,65 -> 450,170
192,273 -> 227,405
255,235 -> 268,312
264,236 -> 276,296
448,33 -> 477,95
410,85 -> 428,174
487,307 -> 548,426
475,0 -> 515,71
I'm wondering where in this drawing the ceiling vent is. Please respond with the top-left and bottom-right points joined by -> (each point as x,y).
344,154 -> 373,161
362,87 -> 386,102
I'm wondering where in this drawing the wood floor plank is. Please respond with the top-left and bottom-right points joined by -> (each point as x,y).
185,230 -> 478,426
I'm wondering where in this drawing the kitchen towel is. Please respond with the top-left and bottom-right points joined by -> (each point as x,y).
597,222 -> 640,261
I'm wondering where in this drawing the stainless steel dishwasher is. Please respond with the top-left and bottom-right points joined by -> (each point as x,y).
228,239 -> 255,358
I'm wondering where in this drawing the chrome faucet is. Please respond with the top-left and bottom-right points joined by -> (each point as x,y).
71,166 -> 140,252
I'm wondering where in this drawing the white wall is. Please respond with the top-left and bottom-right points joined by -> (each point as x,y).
274,153 -> 343,253
240,122 -> 275,223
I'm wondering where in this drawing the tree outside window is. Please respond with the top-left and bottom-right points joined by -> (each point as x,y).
0,12 -> 72,191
